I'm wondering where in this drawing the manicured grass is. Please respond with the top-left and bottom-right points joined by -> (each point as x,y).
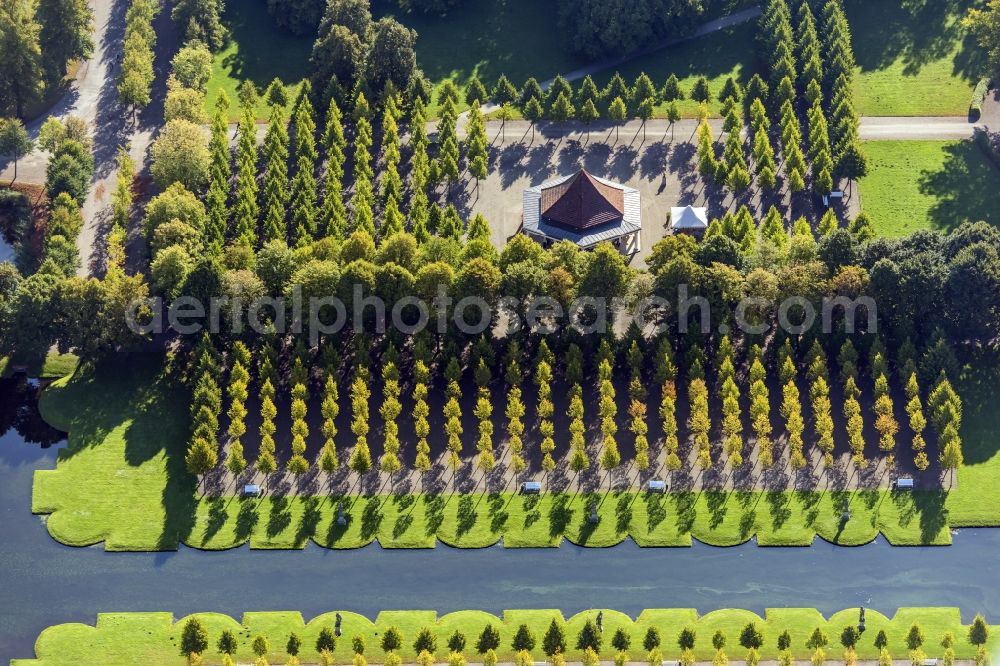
205,0 -> 583,121
33,355 -> 197,551
372,0 -> 582,119
14,607 -> 997,666
204,0 -> 311,120
591,21 -> 760,119
202,0 -> 762,120
847,0 -> 981,117
944,348 -> 1000,526
0,352 -> 79,379
858,140 -> 1000,236
204,0 -> 983,121
30,352 -> 1000,551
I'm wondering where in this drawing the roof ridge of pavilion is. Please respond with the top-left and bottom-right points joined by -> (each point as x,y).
540,169 -> 624,230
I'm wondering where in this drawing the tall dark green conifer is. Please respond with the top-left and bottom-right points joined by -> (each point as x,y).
289,98 -> 318,246
261,104 -> 289,243
231,107 -> 259,245
320,97 -> 347,239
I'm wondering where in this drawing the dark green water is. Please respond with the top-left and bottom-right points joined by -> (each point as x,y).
0,376 -> 996,661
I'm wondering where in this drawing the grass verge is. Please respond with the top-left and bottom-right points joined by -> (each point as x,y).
859,140 -> 1000,236
0,352 -> 79,379
205,0 -> 983,121
847,0 -> 981,117
13,607 -> 997,666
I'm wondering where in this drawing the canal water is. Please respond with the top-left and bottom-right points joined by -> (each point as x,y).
0,376 -> 997,661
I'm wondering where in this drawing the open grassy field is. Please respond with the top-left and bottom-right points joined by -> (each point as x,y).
591,22 -> 759,119
205,0 -> 585,120
0,352 -> 79,379
858,140 -> 1000,236
204,0 -> 984,121
30,350 -> 1000,551
847,0 -> 982,117
371,0 -> 583,119
13,607 -> 997,666
204,0 -> 312,120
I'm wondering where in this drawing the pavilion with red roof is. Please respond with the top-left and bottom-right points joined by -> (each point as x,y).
521,169 -> 641,254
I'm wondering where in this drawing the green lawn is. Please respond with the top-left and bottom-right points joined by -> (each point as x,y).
205,0 -> 584,121
204,0 -> 985,122
944,347 -> 1000,526
372,0 -> 584,119
592,21 -> 760,119
205,0 -> 312,120
858,140 -> 1000,237
0,352 -> 79,379
13,607 -> 997,666
847,0 -> 982,117
30,351 -> 1000,551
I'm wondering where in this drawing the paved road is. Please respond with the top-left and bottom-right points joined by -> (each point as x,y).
858,116 -> 986,140
0,0 -> 169,277
445,116 -> 988,143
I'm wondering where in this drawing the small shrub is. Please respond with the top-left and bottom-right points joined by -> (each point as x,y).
971,78 -> 991,112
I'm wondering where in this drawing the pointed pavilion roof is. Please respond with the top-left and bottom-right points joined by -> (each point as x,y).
540,170 -> 625,230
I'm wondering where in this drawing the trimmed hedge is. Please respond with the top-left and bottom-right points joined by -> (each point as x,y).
971,78 -> 990,112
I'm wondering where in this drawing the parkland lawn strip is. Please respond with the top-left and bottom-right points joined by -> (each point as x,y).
13,608 -> 997,666
859,140 -> 1000,237
204,0 -> 979,122
847,0 -> 979,117
0,352 -> 79,379
204,0 -> 311,121
31,352 -> 1000,551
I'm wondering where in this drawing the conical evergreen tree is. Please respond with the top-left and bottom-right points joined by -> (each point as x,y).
289,101 -> 318,246
261,104 -> 289,242
231,107 -> 259,246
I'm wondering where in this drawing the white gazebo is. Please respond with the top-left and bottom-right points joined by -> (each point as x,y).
670,205 -> 709,235
522,170 -> 641,254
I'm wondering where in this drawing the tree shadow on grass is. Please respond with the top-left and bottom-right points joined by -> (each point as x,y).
644,492 -> 667,532
890,489 -> 949,542
548,493 -> 572,538
456,495 -> 477,538
216,0 -> 312,91
203,497 -> 228,544
671,491 -> 696,534
615,493 -> 632,535
487,492 -> 509,533
423,494 -> 445,536
267,496 -> 291,539
846,0 -> 980,79
294,497 -> 321,547
766,492 -> 791,531
914,491 -> 949,542
360,498 -> 383,540
918,140 -> 1000,232
522,493 -> 542,530
704,490 -> 729,529
235,499 -> 259,543
794,489 -> 822,527
954,348 -> 1000,465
